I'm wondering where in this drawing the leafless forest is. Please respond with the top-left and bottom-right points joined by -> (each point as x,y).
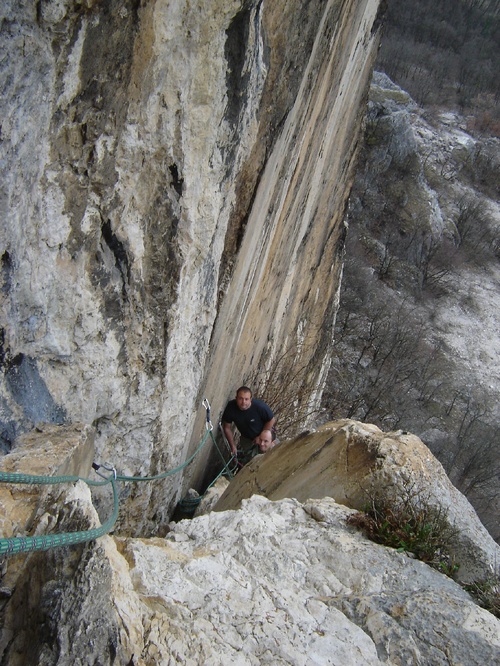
324,0 -> 500,541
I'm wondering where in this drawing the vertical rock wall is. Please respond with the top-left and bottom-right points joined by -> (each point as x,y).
190,0 -> 383,488
0,0 -> 382,534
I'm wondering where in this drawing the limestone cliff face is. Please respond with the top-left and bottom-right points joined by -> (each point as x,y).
3,488 -> 500,664
0,0 -> 382,532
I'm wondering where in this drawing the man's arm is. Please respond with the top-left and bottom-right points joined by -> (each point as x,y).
222,422 -> 237,456
261,416 -> 276,434
256,399 -> 276,437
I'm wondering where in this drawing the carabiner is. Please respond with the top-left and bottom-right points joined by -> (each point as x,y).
202,398 -> 213,431
92,461 -> 117,480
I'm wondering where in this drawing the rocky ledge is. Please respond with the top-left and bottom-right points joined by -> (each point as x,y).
1,420 -> 499,664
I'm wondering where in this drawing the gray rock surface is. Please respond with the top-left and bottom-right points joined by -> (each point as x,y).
4,493 -> 500,665
1,420 -> 499,665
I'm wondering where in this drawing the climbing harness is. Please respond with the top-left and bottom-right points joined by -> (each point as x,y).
0,399 -> 234,557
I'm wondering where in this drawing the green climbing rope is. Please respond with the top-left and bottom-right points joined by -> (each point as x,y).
115,427 -> 214,482
0,470 -> 110,487
0,399 -> 233,556
0,472 -> 118,557
177,412 -> 237,514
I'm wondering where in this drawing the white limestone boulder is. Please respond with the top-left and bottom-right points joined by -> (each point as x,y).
215,420 -> 500,583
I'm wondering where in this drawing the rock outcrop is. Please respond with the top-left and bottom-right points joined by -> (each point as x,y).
215,420 -> 500,583
2,494 -> 500,665
0,423 -> 94,552
0,0 -> 382,533
1,419 -> 499,664
0,424 -> 95,607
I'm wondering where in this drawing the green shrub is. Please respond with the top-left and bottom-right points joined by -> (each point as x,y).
347,484 -> 459,577
347,487 -> 500,618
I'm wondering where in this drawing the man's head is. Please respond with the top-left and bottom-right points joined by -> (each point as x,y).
236,386 -> 252,411
258,429 -> 276,452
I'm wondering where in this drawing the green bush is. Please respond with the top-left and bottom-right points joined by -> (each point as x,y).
347,484 -> 459,577
347,486 -> 500,618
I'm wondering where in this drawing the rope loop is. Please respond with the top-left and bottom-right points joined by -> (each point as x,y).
0,473 -> 119,557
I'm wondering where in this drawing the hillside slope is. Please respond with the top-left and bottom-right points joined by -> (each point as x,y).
324,72 -> 500,540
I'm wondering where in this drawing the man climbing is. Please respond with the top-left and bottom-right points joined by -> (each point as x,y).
221,386 -> 276,466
